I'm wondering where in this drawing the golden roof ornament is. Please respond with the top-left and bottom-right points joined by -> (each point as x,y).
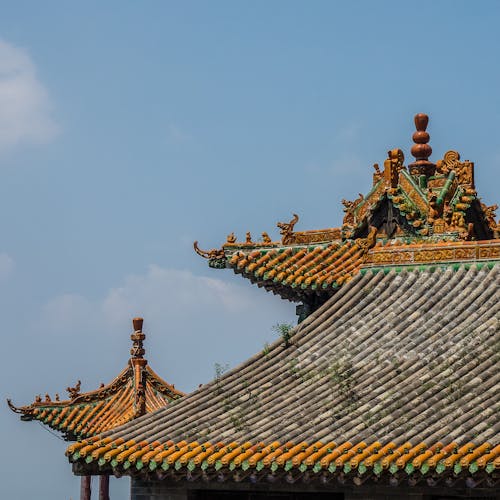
261,232 -> 272,244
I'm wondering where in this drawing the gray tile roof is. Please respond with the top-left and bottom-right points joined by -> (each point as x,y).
88,264 -> 499,447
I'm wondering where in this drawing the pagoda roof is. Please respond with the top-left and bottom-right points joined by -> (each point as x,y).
67,262 -> 500,488
194,114 -> 499,304
8,318 -> 184,441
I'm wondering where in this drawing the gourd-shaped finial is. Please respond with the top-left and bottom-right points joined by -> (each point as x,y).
409,113 -> 435,176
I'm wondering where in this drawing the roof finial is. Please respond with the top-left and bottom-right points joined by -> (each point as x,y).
130,317 -> 145,359
409,113 -> 435,177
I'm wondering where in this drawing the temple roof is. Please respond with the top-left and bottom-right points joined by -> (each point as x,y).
67,114 -> 499,491
8,318 -> 184,441
194,114 -> 499,304
68,262 -> 500,486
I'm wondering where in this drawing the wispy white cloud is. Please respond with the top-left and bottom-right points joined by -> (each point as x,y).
102,265 -> 256,326
40,266 -> 260,335
0,39 -> 59,152
37,265 -> 294,390
0,253 -> 14,281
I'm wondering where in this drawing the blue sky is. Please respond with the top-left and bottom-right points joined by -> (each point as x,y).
1,1 -> 499,498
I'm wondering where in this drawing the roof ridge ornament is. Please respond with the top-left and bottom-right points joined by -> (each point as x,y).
277,213 -> 299,245
130,317 -> 147,417
130,317 -> 145,359
408,113 -> 436,177
66,380 -> 81,400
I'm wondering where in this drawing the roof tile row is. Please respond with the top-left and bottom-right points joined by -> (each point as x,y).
68,438 -> 500,476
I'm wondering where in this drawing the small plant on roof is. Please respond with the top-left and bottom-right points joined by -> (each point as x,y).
272,322 -> 294,347
262,342 -> 270,357
214,362 -> 229,395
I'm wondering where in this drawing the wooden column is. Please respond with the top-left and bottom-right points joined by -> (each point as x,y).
80,475 -> 91,500
99,475 -> 110,500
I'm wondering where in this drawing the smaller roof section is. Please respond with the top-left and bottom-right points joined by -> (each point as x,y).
194,114 -> 499,304
7,317 -> 184,441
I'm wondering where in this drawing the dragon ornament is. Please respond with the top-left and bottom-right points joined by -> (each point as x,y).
436,150 -> 474,187
193,241 -> 226,268
277,213 -> 299,245
481,203 -> 499,237
384,148 -> 405,188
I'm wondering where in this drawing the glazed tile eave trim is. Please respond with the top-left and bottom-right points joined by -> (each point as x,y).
67,439 -> 500,479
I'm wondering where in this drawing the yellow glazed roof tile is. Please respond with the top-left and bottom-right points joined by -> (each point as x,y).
68,438 -> 500,481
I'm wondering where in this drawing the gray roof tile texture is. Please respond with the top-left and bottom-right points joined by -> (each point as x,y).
97,264 -> 499,447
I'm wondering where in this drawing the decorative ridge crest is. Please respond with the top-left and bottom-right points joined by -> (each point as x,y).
408,113 -> 435,177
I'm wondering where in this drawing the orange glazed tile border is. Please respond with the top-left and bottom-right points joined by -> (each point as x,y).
228,240 -> 368,291
226,239 -> 500,297
68,439 -> 500,477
